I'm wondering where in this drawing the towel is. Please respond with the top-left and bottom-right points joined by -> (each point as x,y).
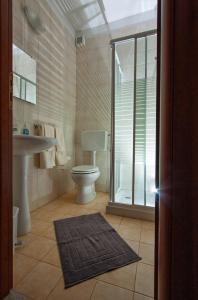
55,127 -> 68,166
38,124 -> 56,169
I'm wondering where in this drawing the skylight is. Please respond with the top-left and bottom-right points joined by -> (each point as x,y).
102,0 -> 157,23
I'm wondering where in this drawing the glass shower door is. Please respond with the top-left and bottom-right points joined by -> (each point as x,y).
111,32 -> 157,209
114,40 -> 135,205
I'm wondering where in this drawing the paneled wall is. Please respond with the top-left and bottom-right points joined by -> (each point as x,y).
13,0 -> 157,207
75,18 -> 156,192
13,0 -> 76,211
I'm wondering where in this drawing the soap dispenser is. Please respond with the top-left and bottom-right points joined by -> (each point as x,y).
22,123 -> 29,135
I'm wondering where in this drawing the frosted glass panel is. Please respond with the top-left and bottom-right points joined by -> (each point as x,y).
134,38 -> 146,205
145,34 -> 157,207
134,34 -> 157,207
114,40 -> 134,204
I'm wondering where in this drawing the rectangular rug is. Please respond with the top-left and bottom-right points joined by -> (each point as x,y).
54,213 -> 141,288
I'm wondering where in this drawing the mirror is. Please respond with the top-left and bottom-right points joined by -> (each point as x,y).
13,44 -> 37,104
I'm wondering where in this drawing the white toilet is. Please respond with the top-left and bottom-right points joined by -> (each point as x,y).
71,130 -> 108,204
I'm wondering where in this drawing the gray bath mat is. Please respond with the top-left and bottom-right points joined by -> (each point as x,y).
54,213 -> 141,288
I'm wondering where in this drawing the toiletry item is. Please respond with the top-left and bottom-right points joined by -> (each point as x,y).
13,122 -> 19,135
22,123 -> 29,135
13,127 -> 19,135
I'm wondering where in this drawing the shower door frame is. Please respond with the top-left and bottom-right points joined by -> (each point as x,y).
108,30 -> 157,221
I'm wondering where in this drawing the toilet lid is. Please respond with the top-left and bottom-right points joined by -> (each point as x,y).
72,165 -> 99,174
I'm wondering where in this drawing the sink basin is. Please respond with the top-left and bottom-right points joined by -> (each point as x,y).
13,134 -> 58,236
13,134 -> 57,156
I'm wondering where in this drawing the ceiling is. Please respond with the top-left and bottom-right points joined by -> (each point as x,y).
103,0 -> 157,23
54,0 -> 157,32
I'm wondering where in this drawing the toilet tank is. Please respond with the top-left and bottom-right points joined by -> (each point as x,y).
81,130 -> 108,151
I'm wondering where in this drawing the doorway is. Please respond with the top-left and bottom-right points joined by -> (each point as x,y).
1,0 -> 198,299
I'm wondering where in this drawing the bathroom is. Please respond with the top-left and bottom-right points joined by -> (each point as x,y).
12,1 -> 156,299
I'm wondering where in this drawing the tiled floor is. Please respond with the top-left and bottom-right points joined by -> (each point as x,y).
14,192 -> 154,300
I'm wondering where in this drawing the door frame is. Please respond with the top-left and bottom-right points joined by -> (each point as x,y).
158,0 -> 198,299
1,0 -> 198,299
0,0 -> 13,298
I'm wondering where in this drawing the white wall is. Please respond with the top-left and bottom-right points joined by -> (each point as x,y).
13,0 -> 77,210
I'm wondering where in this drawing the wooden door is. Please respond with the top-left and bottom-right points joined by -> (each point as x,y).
158,0 -> 198,299
0,0 -> 13,298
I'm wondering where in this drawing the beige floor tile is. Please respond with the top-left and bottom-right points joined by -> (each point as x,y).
91,281 -> 133,300
121,217 -> 142,227
120,220 -> 142,233
135,263 -> 154,298
19,236 -> 56,260
83,198 -> 106,209
31,219 -> 51,236
110,224 -> 120,231
139,243 -> 154,266
134,293 -> 153,300
140,229 -> 155,245
70,207 -> 100,217
102,213 -> 122,226
14,193 -> 151,300
42,245 -> 61,268
15,233 -> 37,254
41,199 -> 66,212
97,263 -> 137,290
59,192 -> 77,203
41,224 -> 56,240
17,233 -> 36,244
48,209 -> 73,222
13,253 -> 38,287
141,221 -> 155,230
125,239 -> 140,254
15,262 -> 61,300
119,225 -> 141,242
47,277 -> 96,300
31,209 -> 56,222
32,208 -> 73,223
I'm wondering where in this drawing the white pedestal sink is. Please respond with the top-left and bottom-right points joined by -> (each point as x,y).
13,135 -> 57,236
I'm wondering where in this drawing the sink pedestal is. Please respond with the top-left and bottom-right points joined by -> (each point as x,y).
13,135 -> 57,236
13,155 -> 31,236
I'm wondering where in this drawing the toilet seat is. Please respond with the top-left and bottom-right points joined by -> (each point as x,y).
72,165 -> 99,174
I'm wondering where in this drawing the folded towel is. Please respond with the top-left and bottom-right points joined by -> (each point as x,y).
55,127 -> 68,166
38,124 -> 56,169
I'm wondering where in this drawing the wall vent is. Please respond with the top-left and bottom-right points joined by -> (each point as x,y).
75,35 -> 85,48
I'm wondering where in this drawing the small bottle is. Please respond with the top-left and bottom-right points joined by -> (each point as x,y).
22,123 -> 29,135
13,126 -> 19,135
13,122 -> 19,135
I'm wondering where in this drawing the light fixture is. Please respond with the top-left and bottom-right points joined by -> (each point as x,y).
22,5 -> 46,34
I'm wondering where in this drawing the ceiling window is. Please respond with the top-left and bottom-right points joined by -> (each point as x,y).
103,0 -> 157,23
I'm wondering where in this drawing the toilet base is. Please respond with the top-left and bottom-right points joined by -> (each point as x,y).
76,184 -> 96,204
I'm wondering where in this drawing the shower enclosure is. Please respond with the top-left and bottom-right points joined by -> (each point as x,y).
110,31 -> 157,218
